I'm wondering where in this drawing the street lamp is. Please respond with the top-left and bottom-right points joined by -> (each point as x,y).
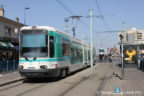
24,7 -> 30,25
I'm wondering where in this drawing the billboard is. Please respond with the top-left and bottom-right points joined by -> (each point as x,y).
124,45 -> 137,64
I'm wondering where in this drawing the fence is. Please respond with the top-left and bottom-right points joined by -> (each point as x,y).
0,60 -> 18,74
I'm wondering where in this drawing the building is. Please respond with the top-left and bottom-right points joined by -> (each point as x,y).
118,28 -> 144,45
118,28 -> 144,64
0,6 -> 24,73
110,46 -> 117,56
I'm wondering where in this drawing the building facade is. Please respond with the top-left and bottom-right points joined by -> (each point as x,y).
118,28 -> 144,64
118,28 -> 144,45
0,7 -> 24,73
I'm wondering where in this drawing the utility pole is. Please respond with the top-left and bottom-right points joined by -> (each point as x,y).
90,9 -> 93,68
123,22 -> 126,42
119,34 -> 124,79
122,22 -> 126,80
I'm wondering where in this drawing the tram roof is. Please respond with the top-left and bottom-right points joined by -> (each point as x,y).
21,26 -> 84,42
20,26 -> 93,47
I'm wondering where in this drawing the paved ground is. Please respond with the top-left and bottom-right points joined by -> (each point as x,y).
0,62 -> 112,96
0,58 -> 143,96
101,62 -> 144,96
0,72 -> 25,87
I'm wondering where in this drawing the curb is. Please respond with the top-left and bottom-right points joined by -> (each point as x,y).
0,77 -> 25,87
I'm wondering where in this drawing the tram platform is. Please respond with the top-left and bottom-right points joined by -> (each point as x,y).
101,63 -> 144,96
0,72 -> 24,87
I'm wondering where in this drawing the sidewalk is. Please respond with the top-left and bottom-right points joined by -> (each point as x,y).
101,63 -> 144,96
0,71 -> 25,87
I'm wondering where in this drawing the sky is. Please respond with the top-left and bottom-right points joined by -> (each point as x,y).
0,0 -> 144,50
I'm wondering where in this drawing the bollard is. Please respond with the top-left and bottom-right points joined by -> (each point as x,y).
0,61 -> 2,73
6,60 -> 9,73
13,60 -> 15,72
1,61 -> 3,73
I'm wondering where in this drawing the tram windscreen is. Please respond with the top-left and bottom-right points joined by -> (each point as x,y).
20,30 -> 48,58
99,49 -> 104,53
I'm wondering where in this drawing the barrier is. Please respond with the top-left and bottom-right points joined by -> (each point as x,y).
0,60 -> 18,74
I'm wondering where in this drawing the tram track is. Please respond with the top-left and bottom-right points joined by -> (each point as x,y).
0,66 -> 93,96
0,78 -> 26,87
59,75 -> 90,96
95,62 -> 114,96
58,63 -> 111,96
58,64 -> 102,96
0,62 -> 113,96
16,83 -> 47,96
14,77 -> 64,96
12,70 -> 92,96
0,78 -> 57,96
0,82 -> 24,92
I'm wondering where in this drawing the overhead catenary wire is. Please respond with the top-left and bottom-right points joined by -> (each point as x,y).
95,30 -> 123,34
56,0 -> 93,29
56,0 -> 74,15
94,0 -> 119,49
56,0 -> 121,51
94,0 -> 111,31
56,0 -> 122,35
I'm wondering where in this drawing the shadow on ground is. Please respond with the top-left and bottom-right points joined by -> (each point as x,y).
22,65 -> 96,84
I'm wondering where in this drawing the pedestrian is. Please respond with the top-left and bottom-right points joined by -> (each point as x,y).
140,56 -> 144,71
104,54 -> 107,62
137,54 -> 141,69
109,54 -> 112,63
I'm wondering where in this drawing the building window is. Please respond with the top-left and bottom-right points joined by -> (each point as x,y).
13,28 -> 20,38
4,26 -> 12,36
137,32 -> 142,39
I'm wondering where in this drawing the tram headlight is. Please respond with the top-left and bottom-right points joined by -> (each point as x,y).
40,65 -> 48,69
18,65 -> 23,69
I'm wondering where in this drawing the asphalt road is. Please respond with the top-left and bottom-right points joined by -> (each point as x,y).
0,62 -> 112,96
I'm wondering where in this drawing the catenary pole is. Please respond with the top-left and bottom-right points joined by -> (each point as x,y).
90,9 -> 93,68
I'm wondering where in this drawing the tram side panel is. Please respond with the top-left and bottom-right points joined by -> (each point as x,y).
19,26 -> 94,78
69,40 -> 84,72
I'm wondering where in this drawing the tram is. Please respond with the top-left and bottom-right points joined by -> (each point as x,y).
18,26 -> 96,78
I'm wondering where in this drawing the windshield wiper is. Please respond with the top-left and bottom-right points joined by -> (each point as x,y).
24,57 -> 29,61
33,55 -> 37,60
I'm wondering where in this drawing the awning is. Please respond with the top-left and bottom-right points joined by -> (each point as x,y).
0,42 -> 14,48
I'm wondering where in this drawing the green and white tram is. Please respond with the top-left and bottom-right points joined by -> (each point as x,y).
18,26 -> 96,78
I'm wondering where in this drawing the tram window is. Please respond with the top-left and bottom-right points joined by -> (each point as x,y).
75,48 -> 82,62
62,39 -> 70,56
88,50 -> 90,60
75,48 -> 79,61
50,36 -> 54,57
79,49 -> 83,62
71,48 -> 74,56
71,48 -> 75,64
